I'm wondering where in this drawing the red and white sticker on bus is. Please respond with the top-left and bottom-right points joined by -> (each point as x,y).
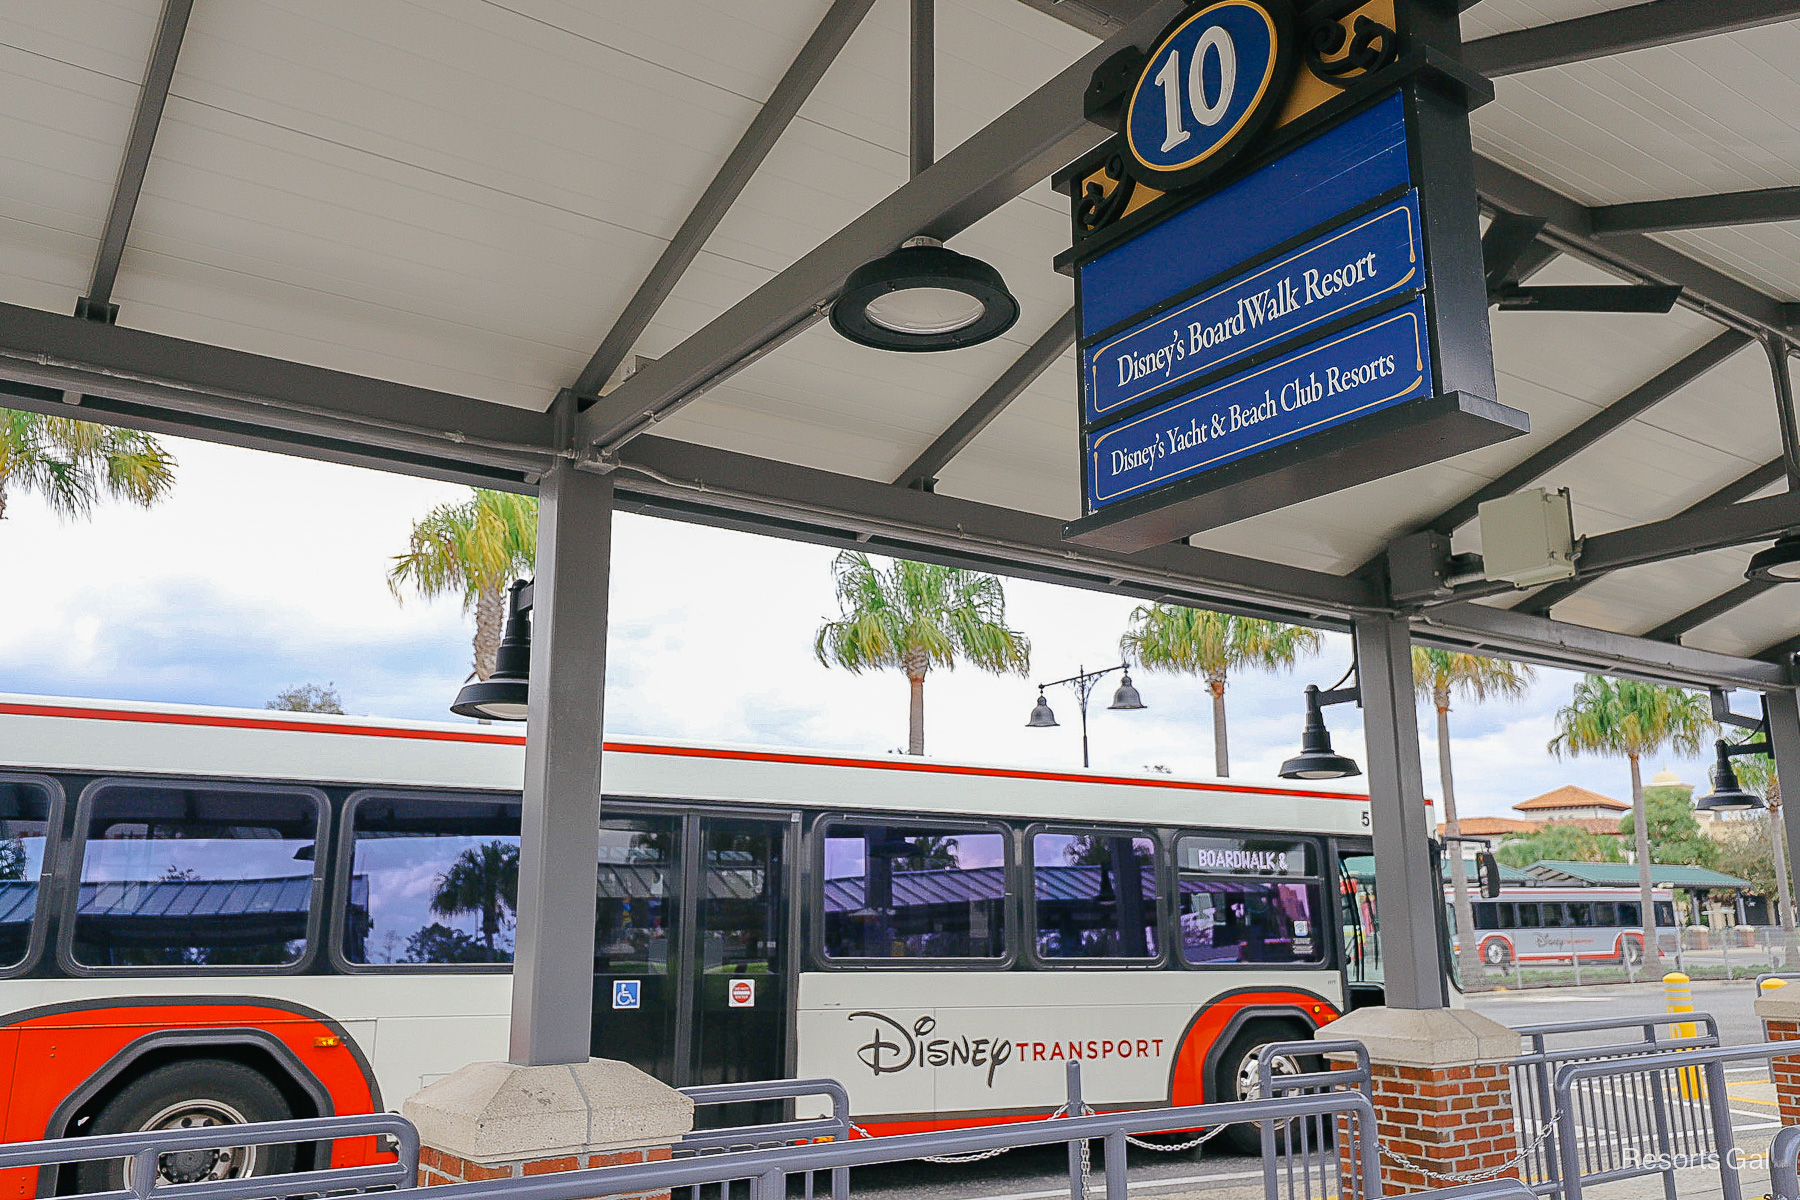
728,979 -> 755,1007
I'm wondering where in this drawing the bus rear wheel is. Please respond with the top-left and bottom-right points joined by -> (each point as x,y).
75,1059 -> 296,1193
1482,939 -> 1512,968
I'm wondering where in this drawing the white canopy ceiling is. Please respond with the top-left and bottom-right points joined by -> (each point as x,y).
2,0 -> 1796,677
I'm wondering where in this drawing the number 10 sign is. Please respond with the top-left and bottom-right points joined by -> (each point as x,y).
1124,0 -> 1296,192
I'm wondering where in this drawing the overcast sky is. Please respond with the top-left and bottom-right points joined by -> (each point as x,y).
1,434 -> 1723,821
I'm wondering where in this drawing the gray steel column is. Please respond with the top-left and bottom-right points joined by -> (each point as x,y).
1769,690 -> 1800,969
1353,614 -> 1445,1009
509,461 -> 613,1066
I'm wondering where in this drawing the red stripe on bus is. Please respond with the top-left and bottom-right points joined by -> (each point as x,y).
0,700 -> 1392,803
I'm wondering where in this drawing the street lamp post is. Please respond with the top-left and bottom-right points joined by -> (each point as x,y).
1027,663 -> 1145,768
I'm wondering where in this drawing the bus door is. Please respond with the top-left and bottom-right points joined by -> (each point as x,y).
591,811 -> 792,1120
1331,841 -> 1383,1010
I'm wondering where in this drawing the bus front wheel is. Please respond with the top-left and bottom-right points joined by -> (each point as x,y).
75,1059 -> 296,1193
1217,1025 -> 1310,1155
1482,939 -> 1512,968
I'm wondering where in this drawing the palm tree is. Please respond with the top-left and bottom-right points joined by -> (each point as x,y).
431,841 -> 520,960
1412,648 -> 1534,988
1119,606 -> 1320,777
1736,755 -> 1796,966
0,411 -> 174,521
389,490 -> 537,680
814,552 -> 1031,756
1549,676 -> 1713,969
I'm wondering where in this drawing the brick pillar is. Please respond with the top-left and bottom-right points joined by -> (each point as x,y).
403,1059 -> 693,1196
1323,1008 -> 1523,1195
1756,990 -> 1800,1125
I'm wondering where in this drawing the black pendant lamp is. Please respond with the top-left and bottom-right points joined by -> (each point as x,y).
830,0 -> 1016,353
1697,739 -> 1767,812
1747,535 -> 1800,583
451,580 -> 532,721
1108,671 -> 1146,711
1279,685 -> 1363,781
1027,690 -> 1059,728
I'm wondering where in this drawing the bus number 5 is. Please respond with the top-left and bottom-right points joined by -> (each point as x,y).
1153,26 -> 1238,153
1360,810 -> 1370,827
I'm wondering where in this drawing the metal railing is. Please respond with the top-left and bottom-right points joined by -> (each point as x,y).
1755,972 -> 1800,994
1773,1124 -> 1800,1200
0,1112 -> 416,1200
1550,1037 -> 1800,1200
1506,1011 -> 1721,1198
676,1078 -> 851,1200
407,1085 -> 1380,1200
1256,1040 -> 1374,1200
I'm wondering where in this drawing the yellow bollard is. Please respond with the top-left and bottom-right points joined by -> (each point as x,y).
1764,978 -> 1789,994
1665,972 -> 1702,1098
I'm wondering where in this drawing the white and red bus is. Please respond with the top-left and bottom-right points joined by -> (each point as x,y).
1461,886 -> 1677,968
0,694 -> 1404,1186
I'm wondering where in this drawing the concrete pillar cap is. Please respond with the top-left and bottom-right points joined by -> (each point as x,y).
1756,992 -> 1800,1022
1321,1006 -> 1521,1069
402,1058 -> 694,1166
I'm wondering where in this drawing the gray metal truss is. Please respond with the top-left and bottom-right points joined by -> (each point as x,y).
571,0 -> 877,399
1462,0 -> 1800,77
81,0 -> 193,320
1592,184 -> 1800,236
893,306 -> 1075,490
576,0 -> 1189,454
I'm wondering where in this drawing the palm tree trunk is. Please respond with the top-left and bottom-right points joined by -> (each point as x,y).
1630,752 -> 1660,969
1438,701 -> 1487,990
1209,676 -> 1229,777
907,665 -> 927,756
1773,796 -> 1798,968
0,482 -> 7,521
472,582 -> 504,680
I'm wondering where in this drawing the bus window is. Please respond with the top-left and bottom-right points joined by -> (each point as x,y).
1516,903 -> 1541,928
1177,835 -> 1323,966
1497,903 -> 1515,929
1655,901 -> 1676,926
1595,902 -> 1616,925
596,818 -> 679,975
1031,831 -> 1157,961
72,783 -> 322,969
0,780 -> 52,968
342,794 -> 521,965
1617,901 -> 1640,926
1540,903 -> 1566,928
1473,902 -> 1497,931
820,823 -> 1007,960
1570,902 -> 1595,927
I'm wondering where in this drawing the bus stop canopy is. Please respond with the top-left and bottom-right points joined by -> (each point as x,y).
6,0 -> 1800,1037
1524,861 -> 1755,891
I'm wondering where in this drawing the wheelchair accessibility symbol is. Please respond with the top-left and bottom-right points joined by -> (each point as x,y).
613,980 -> 641,1009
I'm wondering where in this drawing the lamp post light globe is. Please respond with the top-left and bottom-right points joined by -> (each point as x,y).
1026,691 -> 1059,728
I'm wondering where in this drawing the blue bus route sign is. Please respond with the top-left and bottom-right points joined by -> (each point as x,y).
1087,298 -> 1431,509
1084,192 -> 1421,425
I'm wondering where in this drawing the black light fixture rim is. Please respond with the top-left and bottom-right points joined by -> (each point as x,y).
831,244 -> 1020,352
1747,534 -> 1800,583
450,677 -> 530,721
1278,751 -> 1363,781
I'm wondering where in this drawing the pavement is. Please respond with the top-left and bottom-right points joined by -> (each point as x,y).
843,977 -> 1784,1200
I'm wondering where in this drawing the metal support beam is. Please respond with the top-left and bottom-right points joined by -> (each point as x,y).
0,301 -> 555,488
1593,185 -> 1800,236
613,433 -> 1378,617
1416,601 -> 1791,691
911,0 -> 935,179
510,460 -> 613,1067
1426,330 -> 1750,536
571,0 -> 877,398
577,0 -> 1186,453
1769,340 -> 1800,489
894,306 -> 1075,489
1644,579 -> 1778,642
1463,0 -> 1800,77
81,0 -> 193,321
1475,157 -> 1796,345
1767,692 -> 1800,958
1514,458 -> 1786,617
1353,614 -> 1444,1009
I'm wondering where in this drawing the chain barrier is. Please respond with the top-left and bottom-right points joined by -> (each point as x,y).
1377,1119 -> 1556,1185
